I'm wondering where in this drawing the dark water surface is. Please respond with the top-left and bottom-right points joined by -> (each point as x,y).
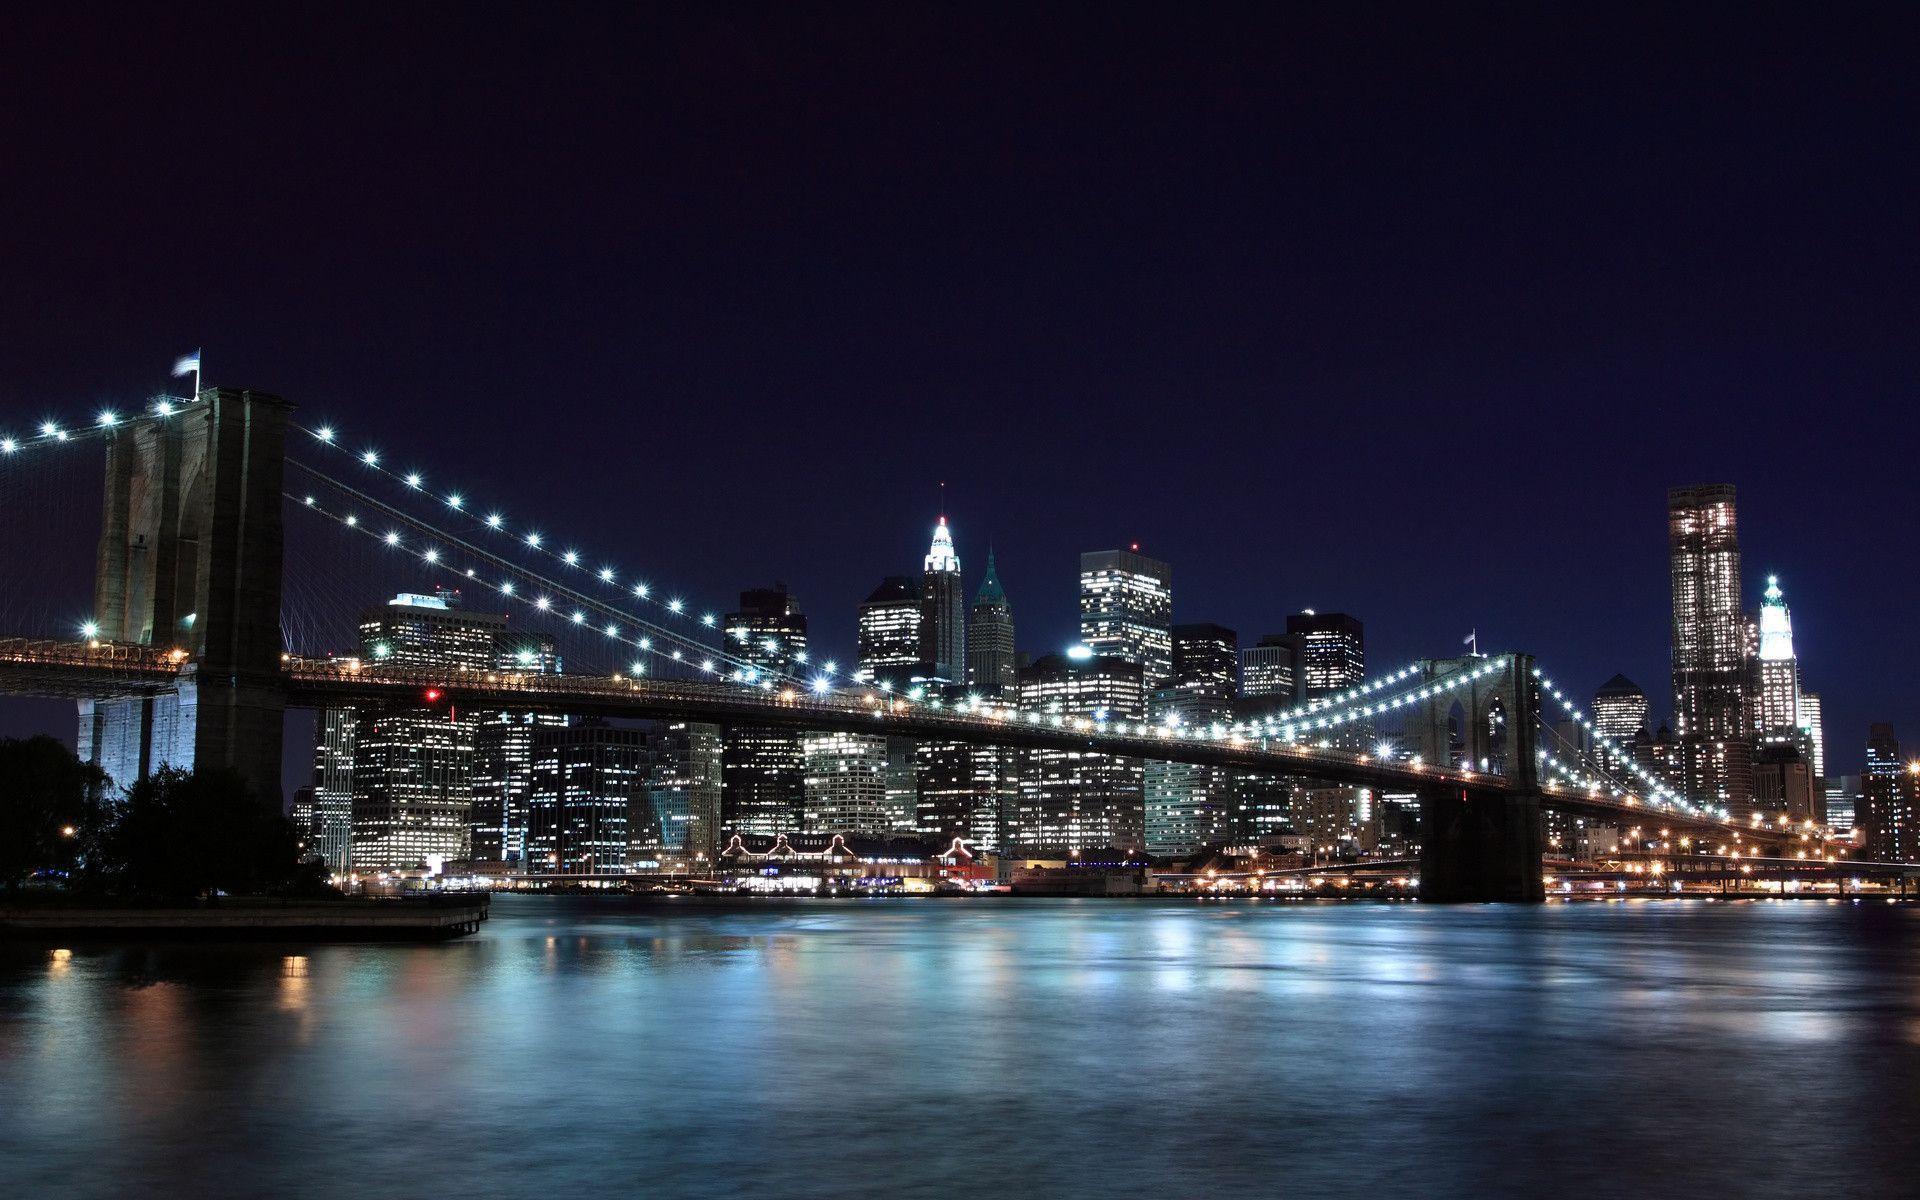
4,896 -> 1919,1198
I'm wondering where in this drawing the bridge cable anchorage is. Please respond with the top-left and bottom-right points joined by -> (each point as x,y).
285,484 -> 780,685
291,417 -> 732,639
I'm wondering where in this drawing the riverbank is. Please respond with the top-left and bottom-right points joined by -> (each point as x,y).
0,893 -> 489,940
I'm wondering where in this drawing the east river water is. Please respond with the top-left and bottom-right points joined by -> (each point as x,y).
4,896 -> 1919,1198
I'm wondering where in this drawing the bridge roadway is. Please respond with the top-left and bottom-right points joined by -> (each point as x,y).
0,636 -> 1758,840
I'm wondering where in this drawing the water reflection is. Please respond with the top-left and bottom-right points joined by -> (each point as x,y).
3,898 -> 1919,1199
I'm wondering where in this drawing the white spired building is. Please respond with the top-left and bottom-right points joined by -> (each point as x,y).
920,515 -> 965,683
1754,575 -> 1801,736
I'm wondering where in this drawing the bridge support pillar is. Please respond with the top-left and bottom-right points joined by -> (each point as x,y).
1419,787 -> 1546,903
80,388 -> 291,805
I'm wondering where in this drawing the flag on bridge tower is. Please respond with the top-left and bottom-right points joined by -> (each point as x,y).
172,351 -> 202,403
1463,629 -> 1480,657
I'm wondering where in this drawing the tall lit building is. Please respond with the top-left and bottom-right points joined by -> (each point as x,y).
1238,634 -> 1297,701
310,706 -> 355,874
1592,675 -> 1649,743
804,729 -> 892,835
1011,650 -> 1147,855
920,516 -> 965,683
1825,773 -> 1859,836
1171,623 -> 1238,704
722,585 -> 809,836
641,720 -> 723,865
965,549 -> 1016,697
1800,691 -> 1825,779
1079,548 -> 1172,691
527,720 -> 645,875
347,591 -> 505,872
856,576 -> 922,683
469,632 -> 564,867
1668,484 -> 1752,813
1754,575 -> 1801,735
1286,611 -> 1364,702
1861,724 -> 1915,862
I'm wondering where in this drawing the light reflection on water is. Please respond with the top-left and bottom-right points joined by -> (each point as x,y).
3,897 -> 1919,1199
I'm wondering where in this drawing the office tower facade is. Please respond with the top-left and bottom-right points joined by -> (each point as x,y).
1861,724 -> 1914,862
1079,548 -> 1173,690
310,706 -> 355,874
920,516 -> 965,682
1668,484 -> 1752,813
527,720 -> 645,875
1171,623 -> 1238,703
1592,675 -> 1649,743
1825,774 -> 1860,836
804,729 -> 892,835
883,736 -> 920,830
1753,743 -> 1820,824
468,632 -> 565,867
721,585 -> 809,836
1145,686 -> 1235,855
640,721 -> 723,865
347,592 -> 507,872
1239,634 -> 1297,701
966,549 -> 1016,697
1286,611 -> 1365,702
1011,651 -> 1147,855
1800,692 -> 1825,779
856,576 -> 922,683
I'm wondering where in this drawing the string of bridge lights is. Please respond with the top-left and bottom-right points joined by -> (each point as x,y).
1270,657 -> 1512,744
292,419 -> 738,643
1532,666 -> 1727,820
0,393 -> 202,457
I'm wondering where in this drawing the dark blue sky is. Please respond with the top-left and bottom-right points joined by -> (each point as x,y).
1,3 -> 1916,775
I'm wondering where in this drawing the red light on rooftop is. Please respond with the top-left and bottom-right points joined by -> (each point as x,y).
424,688 -> 442,703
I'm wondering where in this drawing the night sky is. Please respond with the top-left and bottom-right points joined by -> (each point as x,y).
2,3 -> 1916,777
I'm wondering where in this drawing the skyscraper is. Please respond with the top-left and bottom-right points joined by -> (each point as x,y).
1171,623 -> 1238,704
1286,611 -> 1364,702
527,720 -> 645,875
469,632 -> 565,867
1592,675 -> 1649,743
965,549 -> 1016,697
1668,484 -> 1752,813
347,591 -> 505,872
920,516 -> 965,683
1079,547 -> 1172,690
803,730 -> 892,835
310,707 -> 354,874
641,720 -> 723,865
722,585 -> 808,836
1238,634 -> 1297,701
1754,575 -> 1801,735
1011,650 -> 1147,855
1800,691 -> 1825,779
1861,724 -> 1914,862
856,576 -> 922,683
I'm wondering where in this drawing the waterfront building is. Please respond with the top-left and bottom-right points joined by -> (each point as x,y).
527,720 -> 645,875
804,729 -> 893,835
1753,743 -> 1820,824
1286,611 -> 1364,701
1145,684 -> 1234,855
1011,650 -> 1147,855
883,735 -> 920,831
310,706 -> 355,874
1800,691 -> 1826,780
920,516 -> 965,683
1861,724 -> 1915,862
965,549 -> 1016,697
1238,634 -> 1297,701
639,721 -> 724,866
347,591 -> 505,872
721,585 -> 808,836
856,576 -> 921,683
1079,547 -> 1172,691
468,632 -> 564,867
1667,484 -> 1753,814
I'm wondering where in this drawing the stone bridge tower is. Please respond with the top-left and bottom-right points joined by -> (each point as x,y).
1410,652 -> 1545,901
78,388 -> 292,804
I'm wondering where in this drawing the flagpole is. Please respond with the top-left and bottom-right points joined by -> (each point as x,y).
193,348 -> 202,402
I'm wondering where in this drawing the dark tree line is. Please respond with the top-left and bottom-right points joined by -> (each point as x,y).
0,737 -> 333,899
